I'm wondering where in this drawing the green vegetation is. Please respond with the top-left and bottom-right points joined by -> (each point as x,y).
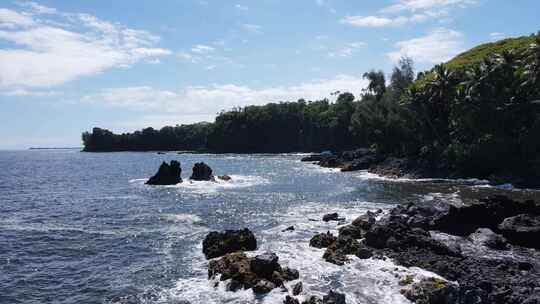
82,32 -> 540,184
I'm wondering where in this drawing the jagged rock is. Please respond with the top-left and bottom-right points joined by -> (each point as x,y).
309,232 -> 337,248
318,156 -> 343,169
323,290 -> 346,304
323,236 -> 360,265
468,228 -> 509,250
302,296 -> 323,304
301,154 -> 326,162
146,160 -> 182,185
402,277 -> 459,304
351,211 -> 377,230
218,175 -> 232,181
253,280 -> 276,294
356,246 -> 373,259
498,214 -> 540,249
284,296 -> 300,304
251,252 -> 280,277
190,162 -> 214,181
338,225 -> 363,239
208,252 -> 299,293
202,228 -> 257,259
282,226 -> 295,232
292,282 -> 303,296
341,155 -> 381,172
323,213 -> 339,222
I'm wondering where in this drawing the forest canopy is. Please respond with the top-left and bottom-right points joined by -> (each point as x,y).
82,33 -> 540,180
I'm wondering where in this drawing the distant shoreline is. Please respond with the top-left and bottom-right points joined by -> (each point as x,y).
28,147 -> 82,150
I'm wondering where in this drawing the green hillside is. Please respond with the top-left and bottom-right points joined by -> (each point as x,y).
445,35 -> 536,69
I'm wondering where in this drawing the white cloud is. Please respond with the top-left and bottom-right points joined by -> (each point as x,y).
0,88 -> 61,96
16,1 -> 57,14
235,4 -> 248,11
0,8 -> 34,28
81,75 -> 369,118
342,0 -> 475,28
328,41 -> 367,58
241,23 -> 262,34
489,32 -> 506,41
191,44 -> 215,54
386,28 -> 465,64
0,5 -> 170,89
381,0 -> 477,13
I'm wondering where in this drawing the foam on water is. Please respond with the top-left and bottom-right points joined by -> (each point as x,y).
161,201 -> 450,304
130,175 -> 268,194
355,170 -> 489,186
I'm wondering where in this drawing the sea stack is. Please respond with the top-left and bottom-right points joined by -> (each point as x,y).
146,160 -> 182,185
190,162 -> 214,181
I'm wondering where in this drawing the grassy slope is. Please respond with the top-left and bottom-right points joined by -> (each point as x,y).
445,35 -> 536,70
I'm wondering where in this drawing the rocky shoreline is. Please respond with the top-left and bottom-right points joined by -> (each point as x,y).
301,149 -> 540,189
196,195 -> 540,304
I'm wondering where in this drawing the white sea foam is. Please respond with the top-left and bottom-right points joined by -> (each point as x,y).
161,201 -> 452,303
355,170 -> 490,185
131,175 -> 268,194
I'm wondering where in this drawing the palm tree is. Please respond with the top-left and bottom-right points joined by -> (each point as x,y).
362,70 -> 386,101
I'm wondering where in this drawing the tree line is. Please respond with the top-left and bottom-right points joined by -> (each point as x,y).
82,33 -> 540,180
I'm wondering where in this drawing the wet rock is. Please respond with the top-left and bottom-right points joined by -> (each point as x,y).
202,228 -> 257,259
341,155 -> 381,172
402,277 -> 458,304
253,280 -> 276,294
498,214 -> 540,249
282,226 -> 295,232
190,162 -> 214,181
322,213 -> 339,222
355,246 -> 373,259
468,228 -> 509,250
251,252 -> 280,277
301,154 -> 326,162
146,160 -> 182,185
323,236 -> 360,265
309,232 -> 337,248
284,296 -> 300,304
340,148 -> 373,161
318,156 -> 343,169
208,252 -> 299,293
282,267 -> 300,281
302,296 -> 323,304
217,175 -> 232,181
338,224 -> 363,239
351,211 -> 377,230
323,290 -> 346,304
292,282 -> 303,296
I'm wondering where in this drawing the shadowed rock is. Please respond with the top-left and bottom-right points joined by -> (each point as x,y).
190,162 -> 214,181
309,232 -> 337,248
146,160 -> 182,185
468,228 -> 509,250
401,277 -> 458,304
202,228 -> 257,259
499,214 -> 540,249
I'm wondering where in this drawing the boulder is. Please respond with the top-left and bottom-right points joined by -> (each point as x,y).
318,156 -> 343,169
301,154 -> 326,162
351,211 -> 377,230
208,252 -> 299,293
323,290 -> 346,304
341,155 -> 381,172
338,224 -> 363,239
323,236 -> 360,265
190,162 -> 214,181
251,252 -> 280,277
217,175 -> 232,181
498,214 -> 540,249
309,232 -> 337,248
202,228 -> 257,259
401,277 -> 459,304
302,296 -> 323,304
468,228 -> 509,250
322,213 -> 339,222
284,296 -> 300,304
292,282 -> 303,296
282,226 -> 295,232
146,160 -> 182,185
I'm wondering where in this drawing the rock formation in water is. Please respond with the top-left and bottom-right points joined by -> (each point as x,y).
145,160 -> 182,185
190,162 -> 214,181
310,195 -> 540,304
202,228 -> 257,259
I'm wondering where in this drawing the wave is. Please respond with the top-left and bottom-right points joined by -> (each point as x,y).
130,175 -> 269,194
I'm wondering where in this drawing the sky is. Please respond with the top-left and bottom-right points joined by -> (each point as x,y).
0,0 -> 539,149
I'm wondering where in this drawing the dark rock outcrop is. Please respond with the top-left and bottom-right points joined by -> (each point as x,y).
190,162 -> 214,181
318,157 -> 343,169
208,252 -> 299,293
284,296 -> 300,304
323,236 -> 360,265
402,277 -> 459,304
146,160 -> 182,185
217,175 -> 232,181
323,290 -> 346,304
498,214 -> 540,249
309,232 -> 337,248
202,228 -> 257,259
322,213 -> 339,222
338,211 -> 377,239
468,228 -> 509,250
292,282 -> 303,296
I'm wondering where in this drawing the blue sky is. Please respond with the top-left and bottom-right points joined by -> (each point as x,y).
0,0 -> 538,149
